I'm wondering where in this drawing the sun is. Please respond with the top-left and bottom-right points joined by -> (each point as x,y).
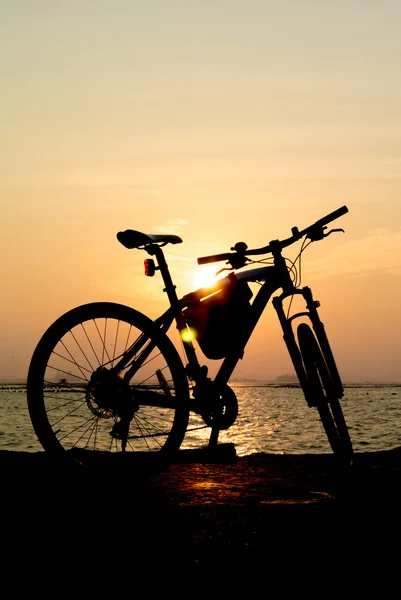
192,265 -> 220,290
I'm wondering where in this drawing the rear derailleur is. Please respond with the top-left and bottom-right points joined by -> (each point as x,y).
86,367 -> 138,450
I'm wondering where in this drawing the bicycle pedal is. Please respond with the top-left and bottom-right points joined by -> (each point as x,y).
156,368 -> 171,395
110,420 -> 129,440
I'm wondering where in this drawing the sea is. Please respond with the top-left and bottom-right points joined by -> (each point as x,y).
1,381 -> 400,456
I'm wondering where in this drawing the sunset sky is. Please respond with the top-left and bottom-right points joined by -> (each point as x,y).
1,1 -> 401,382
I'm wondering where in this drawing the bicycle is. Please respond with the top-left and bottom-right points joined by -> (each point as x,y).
27,205 -> 353,465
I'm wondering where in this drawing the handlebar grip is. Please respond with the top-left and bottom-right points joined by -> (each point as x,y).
197,252 -> 230,265
315,205 -> 348,228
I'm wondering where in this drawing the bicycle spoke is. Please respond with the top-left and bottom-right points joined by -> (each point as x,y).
27,303 -> 189,457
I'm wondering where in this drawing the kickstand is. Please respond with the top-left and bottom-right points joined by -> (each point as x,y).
208,426 -> 220,447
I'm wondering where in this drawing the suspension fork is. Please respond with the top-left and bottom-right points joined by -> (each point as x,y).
272,293 -> 310,397
273,287 -> 344,400
301,286 -> 344,397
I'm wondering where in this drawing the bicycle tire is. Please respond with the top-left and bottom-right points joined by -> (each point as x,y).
297,323 -> 353,464
27,302 -> 189,460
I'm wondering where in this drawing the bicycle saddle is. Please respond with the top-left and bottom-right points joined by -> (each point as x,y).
117,229 -> 183,249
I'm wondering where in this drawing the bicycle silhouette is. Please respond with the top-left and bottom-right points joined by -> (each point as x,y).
27,206 -> 353,464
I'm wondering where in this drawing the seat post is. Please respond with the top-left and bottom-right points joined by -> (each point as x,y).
149,244 -> 180,306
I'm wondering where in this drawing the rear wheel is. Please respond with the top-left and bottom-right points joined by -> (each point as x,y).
297,323 -> 353,464
27,303 -> 189,462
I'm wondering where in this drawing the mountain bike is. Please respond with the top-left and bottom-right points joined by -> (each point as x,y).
27,206 -> 353,464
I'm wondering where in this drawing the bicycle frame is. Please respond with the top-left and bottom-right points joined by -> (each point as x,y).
27,205 -> 352,460
135,242 -> 344,445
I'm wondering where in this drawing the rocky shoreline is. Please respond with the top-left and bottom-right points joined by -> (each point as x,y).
2,445 -> 400,580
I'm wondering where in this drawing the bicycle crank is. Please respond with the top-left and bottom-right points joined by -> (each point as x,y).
199,384 -> 238,430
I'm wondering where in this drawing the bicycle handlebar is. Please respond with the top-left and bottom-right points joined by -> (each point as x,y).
197,205 -> 349,265
313,205 -> 349,229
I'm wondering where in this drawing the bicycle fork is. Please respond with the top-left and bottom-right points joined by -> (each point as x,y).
273,286 -> 344,405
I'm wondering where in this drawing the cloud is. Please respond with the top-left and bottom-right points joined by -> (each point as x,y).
152,218 -> 189,236
164,254 -> 192,262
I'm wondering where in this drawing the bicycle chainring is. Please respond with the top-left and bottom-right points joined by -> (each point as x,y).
199,384 -> 238,430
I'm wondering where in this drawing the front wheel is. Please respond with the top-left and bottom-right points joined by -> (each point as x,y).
297,323 -> 353,464
27,302 -> 189,460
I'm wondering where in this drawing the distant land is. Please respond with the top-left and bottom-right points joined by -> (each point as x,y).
229,375 -> 401,386
1,375 -> 401,388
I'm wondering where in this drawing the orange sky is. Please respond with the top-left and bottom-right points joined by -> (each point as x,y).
1,2 -> 401,382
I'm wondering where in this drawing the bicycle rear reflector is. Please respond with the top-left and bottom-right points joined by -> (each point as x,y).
144,259 -> 156,277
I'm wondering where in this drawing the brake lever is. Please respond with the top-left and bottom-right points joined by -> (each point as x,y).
307,225 -> 345,242
323,228 -> 345,238
216,252 -> 249,275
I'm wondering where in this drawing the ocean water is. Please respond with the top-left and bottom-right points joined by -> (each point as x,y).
1,383 -> 400,456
